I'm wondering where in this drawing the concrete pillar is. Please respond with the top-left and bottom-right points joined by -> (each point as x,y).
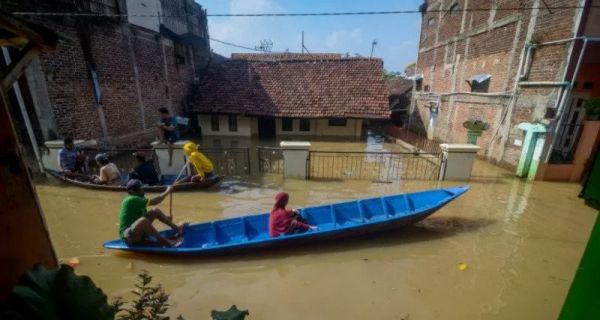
516,122 -> 547,180
42,139 -> 97,171
151,140 -> 188,176
280,141 -> 311,179
439,144 -> 481,181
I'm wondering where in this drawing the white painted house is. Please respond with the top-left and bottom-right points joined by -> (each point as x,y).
191,53 -> 389,139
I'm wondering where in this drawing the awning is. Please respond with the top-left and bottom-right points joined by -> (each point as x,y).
406,73 -> 422,81
469,74 -> 491,84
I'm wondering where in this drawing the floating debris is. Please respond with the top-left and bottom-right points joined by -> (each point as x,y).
458,263 -> 468,271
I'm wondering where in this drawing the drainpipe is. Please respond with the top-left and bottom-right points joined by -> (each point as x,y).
518,81 -> 571,86
544,38 -> 589,163
1,47 -> 44,173
519,43 -> 536,80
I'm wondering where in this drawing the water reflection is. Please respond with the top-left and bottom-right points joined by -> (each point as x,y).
35,139 -> 597,320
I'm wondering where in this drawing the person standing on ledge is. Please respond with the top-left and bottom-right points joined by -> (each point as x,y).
118,179 -> 184,247
157,107 -> 179,166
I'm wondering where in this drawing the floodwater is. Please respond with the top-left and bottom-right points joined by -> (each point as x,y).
35,138 -> 597,319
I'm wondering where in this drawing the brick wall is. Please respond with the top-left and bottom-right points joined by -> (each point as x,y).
1,0 -> 210,149
414,0 -> 583,169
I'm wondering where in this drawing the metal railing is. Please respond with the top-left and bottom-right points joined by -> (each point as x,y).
385,126 -> 443,154
308,151 -> 442,181
258,146 -> 284,174
203,147 -> 251,176
81,147 -> 156,176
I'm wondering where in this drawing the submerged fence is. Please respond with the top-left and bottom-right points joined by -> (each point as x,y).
385,126 -> 443,154
258,146 -> 284,174
203,147 -> 251,176
307,151 -> 442,181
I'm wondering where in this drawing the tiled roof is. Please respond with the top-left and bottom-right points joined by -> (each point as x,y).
386,78 -> 413,95
190,58 -> 390,119
231,52 -> 343,61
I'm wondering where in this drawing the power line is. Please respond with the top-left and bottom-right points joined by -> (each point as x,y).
209,37 -> 268,52
206,6 -> 592,16
10,6 -> 597,18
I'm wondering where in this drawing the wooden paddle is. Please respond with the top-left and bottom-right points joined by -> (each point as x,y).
169,161 -> 189,219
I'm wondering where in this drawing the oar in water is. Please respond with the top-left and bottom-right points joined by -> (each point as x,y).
169,161 -> 189,219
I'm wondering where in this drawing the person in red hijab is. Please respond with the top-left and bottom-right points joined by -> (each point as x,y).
269,192 -> 315,237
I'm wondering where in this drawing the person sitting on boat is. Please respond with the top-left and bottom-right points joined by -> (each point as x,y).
269,192 -> 316,237
119,179 -> 184,247
182,142 -> 216,182
129,151 -> 159,186
92,153 -> 122,185
58,137 -> 86,177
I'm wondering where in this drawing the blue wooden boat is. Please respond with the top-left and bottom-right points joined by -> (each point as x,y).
104,185 -> 469,255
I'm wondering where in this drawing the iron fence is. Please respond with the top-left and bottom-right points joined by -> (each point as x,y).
308,151 -> 442,181
385,126 -> 443,154
203,147 -> 251,176
258,146 -> 284,174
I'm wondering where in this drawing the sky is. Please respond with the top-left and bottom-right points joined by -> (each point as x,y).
197,0 -> 424,72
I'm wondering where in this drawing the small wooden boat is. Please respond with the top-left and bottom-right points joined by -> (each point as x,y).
104,185 -> 470,255
45,169 -> 222,192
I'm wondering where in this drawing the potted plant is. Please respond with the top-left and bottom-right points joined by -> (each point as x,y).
463,119 -> 490,144
585,98 -> 600,121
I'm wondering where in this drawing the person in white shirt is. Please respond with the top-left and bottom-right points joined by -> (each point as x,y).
92,153 -> 121,185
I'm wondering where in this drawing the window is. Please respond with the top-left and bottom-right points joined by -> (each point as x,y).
174,43 -> 187,65
228,115 -> 238,132
428,17 -> 435,26
328,118 -> 347,127
447,3 -> 460,16
468,74 -> 491,93
299,119 -> 311,132
281,118 -> 293,131
211,115 -> 220,132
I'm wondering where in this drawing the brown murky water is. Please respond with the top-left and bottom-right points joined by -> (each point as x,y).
36,139 -> 597,319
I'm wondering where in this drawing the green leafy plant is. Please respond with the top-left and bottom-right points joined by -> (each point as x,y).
462,119 -> 490,131
113,271 -> 183,320
585,98 -> 600,121
0,264 -> 115,320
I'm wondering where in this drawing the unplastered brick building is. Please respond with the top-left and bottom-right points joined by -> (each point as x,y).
0,0 -> 210,152
412,0 -> 600,179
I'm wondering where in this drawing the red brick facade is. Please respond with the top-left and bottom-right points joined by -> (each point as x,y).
1,0 -> 208,148
413,0 -> 586,169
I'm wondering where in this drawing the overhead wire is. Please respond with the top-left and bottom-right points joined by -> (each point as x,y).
10,5 -> 598,18
209,37 -> 267,52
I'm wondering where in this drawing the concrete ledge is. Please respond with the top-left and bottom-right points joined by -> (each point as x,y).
280,141 -> 311,150
440,143 -> 481,153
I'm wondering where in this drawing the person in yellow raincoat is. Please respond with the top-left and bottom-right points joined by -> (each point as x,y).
183,142 -> 216,182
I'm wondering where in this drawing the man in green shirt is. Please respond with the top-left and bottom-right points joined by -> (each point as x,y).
119,179 -> 184,247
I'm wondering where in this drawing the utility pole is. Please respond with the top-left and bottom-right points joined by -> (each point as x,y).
301,31 -> 304,54
370,39 -> 378,59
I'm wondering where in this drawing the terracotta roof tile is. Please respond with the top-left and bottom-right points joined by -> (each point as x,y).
190,57 -> 390,119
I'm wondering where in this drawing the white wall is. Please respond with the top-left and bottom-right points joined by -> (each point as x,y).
126,0 -> 162,32
275,118 -> 316,136
315,119 -> 362,137
276,118 -> 362,137
198,115 -> 255,136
